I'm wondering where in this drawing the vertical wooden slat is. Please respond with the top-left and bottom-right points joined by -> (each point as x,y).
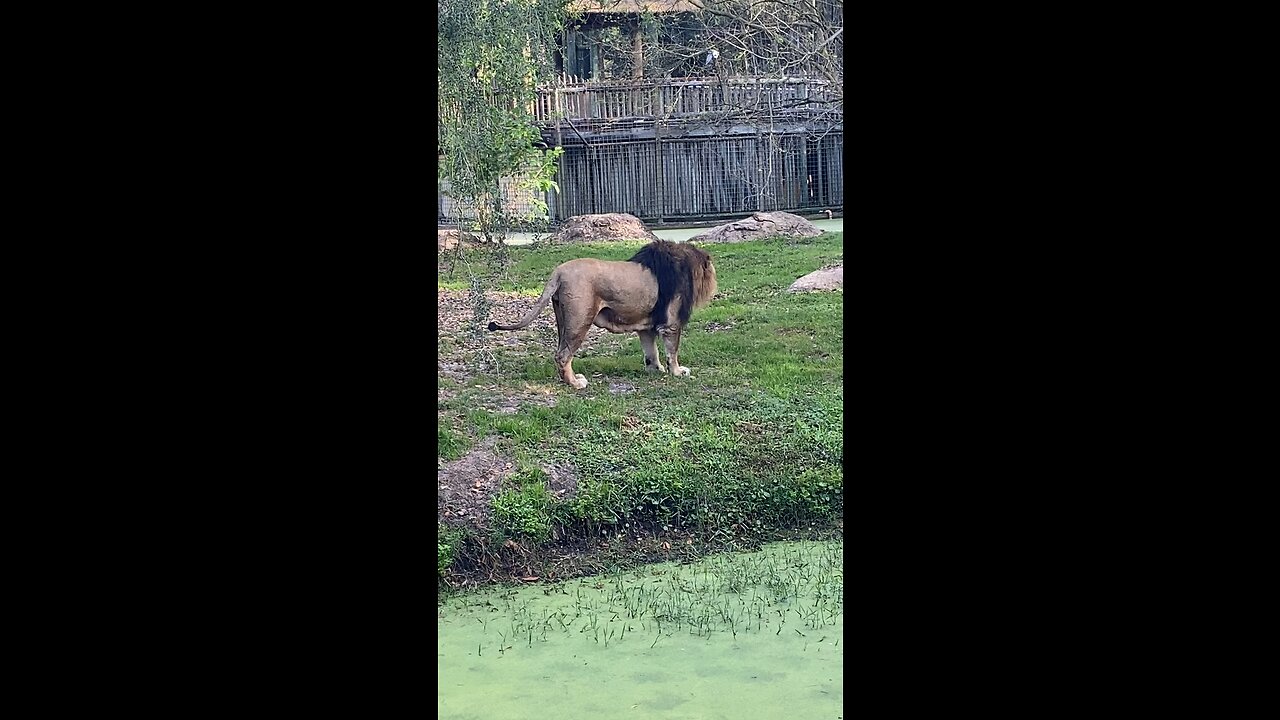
528,77 -> 840,224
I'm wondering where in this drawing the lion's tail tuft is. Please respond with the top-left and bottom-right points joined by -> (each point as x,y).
486,270 -> 561,331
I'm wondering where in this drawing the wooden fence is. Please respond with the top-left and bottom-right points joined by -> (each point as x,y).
441,75 -> 843,225
552,131 -> 842,222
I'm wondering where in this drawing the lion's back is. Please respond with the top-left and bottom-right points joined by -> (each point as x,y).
557,258 -> 657,307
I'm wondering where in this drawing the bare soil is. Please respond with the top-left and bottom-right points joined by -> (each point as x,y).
437,288 -> 625,389
438,437 -> 515,531
437,438 -> 580,536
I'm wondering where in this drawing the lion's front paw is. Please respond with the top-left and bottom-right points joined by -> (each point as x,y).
674,366 -> 691,377
571,374 -> 589,389
646,363 -> 667,373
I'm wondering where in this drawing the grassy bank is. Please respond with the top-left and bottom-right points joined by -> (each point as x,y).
438,232 -> 843,589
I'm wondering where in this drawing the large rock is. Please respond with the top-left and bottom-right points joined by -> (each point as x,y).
554,213 -> 659,244
689,211 -> 823,244
788,266 -> 843,292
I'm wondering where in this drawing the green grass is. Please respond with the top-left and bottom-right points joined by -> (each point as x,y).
438,425 -> 468,460
439,232 -> 843,569
492,474 -> 555,542
438,524 -> 464,576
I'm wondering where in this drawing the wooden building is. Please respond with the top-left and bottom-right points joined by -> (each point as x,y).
439,0 -> 843,227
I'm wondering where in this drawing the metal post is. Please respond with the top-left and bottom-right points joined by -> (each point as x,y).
654,122 -> 665,225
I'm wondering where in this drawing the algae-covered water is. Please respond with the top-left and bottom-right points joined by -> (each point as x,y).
438,540 -> 843,720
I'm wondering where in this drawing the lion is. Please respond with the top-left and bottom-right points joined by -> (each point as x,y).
487,239 -> 718,389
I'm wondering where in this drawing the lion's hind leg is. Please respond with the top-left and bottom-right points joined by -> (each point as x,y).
553,296 -> 593,390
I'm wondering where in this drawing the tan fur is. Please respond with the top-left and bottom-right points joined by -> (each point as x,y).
488,248 -> 718,389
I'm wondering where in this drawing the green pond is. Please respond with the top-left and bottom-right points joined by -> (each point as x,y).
438,540 -> 843,720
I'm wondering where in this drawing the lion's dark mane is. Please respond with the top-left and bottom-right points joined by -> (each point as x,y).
628,239 -> 711,328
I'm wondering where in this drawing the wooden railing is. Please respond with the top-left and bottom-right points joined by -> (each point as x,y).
440,76 -> 838,149
533,76 -> 839,124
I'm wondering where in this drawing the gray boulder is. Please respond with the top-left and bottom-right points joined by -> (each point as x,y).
690,211 -> 823,244
788,266 -> 843,292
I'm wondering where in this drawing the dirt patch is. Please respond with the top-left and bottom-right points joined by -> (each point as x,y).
438,444 -> 580,536
439,361 -> 471,384
438,437 -> 515,532
541,460 -> 579,501
437,289 -> 626,387
474,384 -> 560,415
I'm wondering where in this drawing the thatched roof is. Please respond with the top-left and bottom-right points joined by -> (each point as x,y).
568,0 -> 701,13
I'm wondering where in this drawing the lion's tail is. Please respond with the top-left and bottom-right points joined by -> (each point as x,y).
486,271 -> 561,331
